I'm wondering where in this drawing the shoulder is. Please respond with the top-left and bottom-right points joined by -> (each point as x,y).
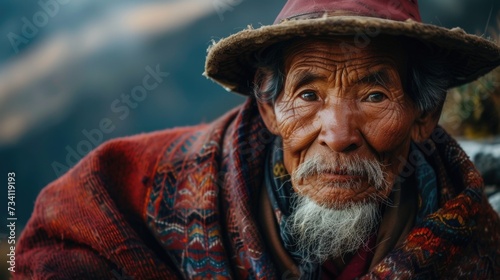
54,124 -> 211,219
16,127 -> 198,278
34,104 -> 242,225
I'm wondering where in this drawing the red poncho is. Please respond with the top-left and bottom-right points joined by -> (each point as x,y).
15,99 -> 500,279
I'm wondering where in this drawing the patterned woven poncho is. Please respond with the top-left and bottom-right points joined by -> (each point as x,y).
15,99 -> 500,279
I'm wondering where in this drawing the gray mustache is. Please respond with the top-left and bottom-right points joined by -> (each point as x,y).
291,154 -> 388,189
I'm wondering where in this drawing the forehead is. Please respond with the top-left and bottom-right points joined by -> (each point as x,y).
283,36 -> 407,77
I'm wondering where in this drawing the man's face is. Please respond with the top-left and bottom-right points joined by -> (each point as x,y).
259,37 -> 430,209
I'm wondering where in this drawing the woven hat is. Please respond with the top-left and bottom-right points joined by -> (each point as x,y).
204,0 -> 500,95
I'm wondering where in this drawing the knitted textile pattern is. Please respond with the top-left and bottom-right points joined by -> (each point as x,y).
15,98 -> 500,279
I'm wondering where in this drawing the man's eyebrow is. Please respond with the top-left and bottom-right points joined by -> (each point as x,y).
356,69 -> 393,88
289,70 -> 328,90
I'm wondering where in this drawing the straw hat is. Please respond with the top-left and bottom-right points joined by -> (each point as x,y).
204,0 -> 500,95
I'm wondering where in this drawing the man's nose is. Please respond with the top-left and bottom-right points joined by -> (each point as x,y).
317,104 -> 363,153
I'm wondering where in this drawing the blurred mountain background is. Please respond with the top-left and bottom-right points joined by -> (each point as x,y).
0,1 -> 499,274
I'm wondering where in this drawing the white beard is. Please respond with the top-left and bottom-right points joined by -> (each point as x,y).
285,153 -> 390,264
285,194 -> 380,264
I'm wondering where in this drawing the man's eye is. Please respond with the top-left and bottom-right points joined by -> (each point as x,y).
365,92 -> 387,103
300,91 -> 318,101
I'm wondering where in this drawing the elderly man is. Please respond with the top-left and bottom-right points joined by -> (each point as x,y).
16,0 -> 500,279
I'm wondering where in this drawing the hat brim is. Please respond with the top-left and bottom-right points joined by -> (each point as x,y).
205,16 -> 500,95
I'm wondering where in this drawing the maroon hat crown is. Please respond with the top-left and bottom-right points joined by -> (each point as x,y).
275,0 -> 422,24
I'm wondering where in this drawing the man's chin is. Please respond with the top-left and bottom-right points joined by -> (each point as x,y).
285,195 -> 380,264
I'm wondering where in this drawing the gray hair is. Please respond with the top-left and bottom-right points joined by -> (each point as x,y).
252,38 -> 452,113
252,43 -> 286,103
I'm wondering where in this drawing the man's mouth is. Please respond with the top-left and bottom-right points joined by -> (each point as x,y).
313,169 -> 365,184
320,173 -> 363,180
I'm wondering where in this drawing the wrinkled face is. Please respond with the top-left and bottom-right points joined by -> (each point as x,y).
258,37 -> 435,209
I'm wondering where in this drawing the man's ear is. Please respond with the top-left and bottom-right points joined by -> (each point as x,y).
411,103 -> 444,142
257,100 -> 280,135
